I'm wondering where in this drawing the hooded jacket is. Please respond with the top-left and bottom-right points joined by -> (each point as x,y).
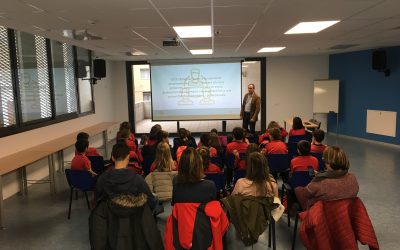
96,168 -> 156,210
220,195 -> 278,246
89,193 -> 163,250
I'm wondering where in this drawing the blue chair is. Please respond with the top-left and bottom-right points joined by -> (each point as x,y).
142,155 -> 154,176
210,156 -> 223,168
267,154 -> 290,182
205,172 -> 225,193
233,169 -> 246,186
87,156 -> 106,175
288,132 -> 312,143
65,169 -> 95,219
281,170 -> 314,227
311,152 -> 325,171
287,142 -> 298,159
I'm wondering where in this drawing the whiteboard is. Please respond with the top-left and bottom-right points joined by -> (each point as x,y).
313,80 -> 339,113
366,110 -> 397,137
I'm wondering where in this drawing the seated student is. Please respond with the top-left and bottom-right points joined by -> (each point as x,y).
75,132 -> 100,156
227,127 -> 249,156
259,121 -> 288,144
311,129 -> 327,154
197,133 -> 218,157
172,147 -> 216,204
119,130 -> 142,175
149,142 -> 177,173
232,152 -> 278,197
295,146 -> 359,210
198,146 -> 222,173
289,117 -> 306,136
71,140 -> 97,176
209,132 -> 223,156
145,142 -> 178,202
173,128 -> 196,162
232,143 -> 259,170
96,141 -> 156,210
139,134 -> 148,150
116,121 -> 136,151
290,140 -> 318,172
261,127 -> 288,155
142,124 -> 162,160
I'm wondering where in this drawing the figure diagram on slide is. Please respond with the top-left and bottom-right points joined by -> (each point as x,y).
178,68 -> 214,105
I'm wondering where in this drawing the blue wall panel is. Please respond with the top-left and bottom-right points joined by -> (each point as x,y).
328,47 -> 400,145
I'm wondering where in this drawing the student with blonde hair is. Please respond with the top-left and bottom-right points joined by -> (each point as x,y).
145,142 -> 178,202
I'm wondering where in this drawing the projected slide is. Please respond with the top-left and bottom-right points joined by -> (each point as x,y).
151,62 -> 242,121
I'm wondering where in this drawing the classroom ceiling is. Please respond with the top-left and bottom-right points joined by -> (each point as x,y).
1,0 -> 400,60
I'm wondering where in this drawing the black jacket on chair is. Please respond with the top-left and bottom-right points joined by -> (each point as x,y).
89,193 -> 163,250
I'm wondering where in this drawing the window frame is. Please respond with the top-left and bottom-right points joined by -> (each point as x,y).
0,28 -> 95,138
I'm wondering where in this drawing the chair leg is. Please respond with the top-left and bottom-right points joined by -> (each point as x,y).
84,192 -> 90,210
268,222 -> 271,247
68,188 -> 73,219
272,220 -> 276,250
292,212 -> 299,250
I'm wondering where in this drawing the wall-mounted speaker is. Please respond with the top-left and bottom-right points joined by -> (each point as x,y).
94,59 -> 106,78
372,50 -> 386,71
372,50 -> 390,77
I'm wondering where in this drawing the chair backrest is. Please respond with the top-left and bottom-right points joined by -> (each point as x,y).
142,155 -> 154,175
267,154 -> 290,173
65,169 -> 94,191
287,142 -> 298,159
290,171 -> 313,189
311,152 -> 325,171
205,173 -> 225,191
88,156 -> 105,175
210,156 -> 223,167
233,169 -> 246,186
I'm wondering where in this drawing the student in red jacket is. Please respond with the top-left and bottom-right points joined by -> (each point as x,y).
199,146 -> 222,173
290,140 -> 318,172
310,129 -> 327,154
116,121 -> 136,151
150,142 -> 178,173
226,127 -> 249,156
289,117 -> 306,136
259,121 -> 288,144
262,127 -> 288,155
75,132 -> 100,157
119,130 -> 142,174
71,140 -> 97,176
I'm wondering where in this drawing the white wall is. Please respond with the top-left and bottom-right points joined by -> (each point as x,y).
0,60 -> 127,199
266,55 -> 329,128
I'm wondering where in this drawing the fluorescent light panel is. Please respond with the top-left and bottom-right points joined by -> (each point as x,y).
257,47 -> 285,53
173,26 -> 212,38
130,50 -> 147,56
243,61 -> 256,64
190,49 -> 213,55
285,20 -> 340,34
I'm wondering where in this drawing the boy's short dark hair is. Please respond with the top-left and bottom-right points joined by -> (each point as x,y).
268,127 -> 281,141
232,127 -> 244,140
227,135 -> 234,143
297,140 -> 311,156
200,133 -> 210,147
313,129 -> 325,143
76,132 -> 89,141
210,128 -> 218,134
112,141 -> 131,161
75,140 -> 89,153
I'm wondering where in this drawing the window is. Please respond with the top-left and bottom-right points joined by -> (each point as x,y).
0,26 -> 16,128
15,31 -> 52,123
140,68 -> 150,80
50,40 -> 77,115
76,47 -> 93,113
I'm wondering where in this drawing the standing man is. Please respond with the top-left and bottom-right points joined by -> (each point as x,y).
240,84 -> 261,135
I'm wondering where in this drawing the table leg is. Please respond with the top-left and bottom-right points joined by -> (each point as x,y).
60,150 -> 65,172
103,130 -> 109,159
48,154 -> 56,194
18,166 -> 28,196
0,176 -> 5,229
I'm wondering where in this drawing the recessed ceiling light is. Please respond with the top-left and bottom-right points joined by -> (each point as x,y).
173,26 -> 212,38
257,47 -> 286,53
190,49 -> 213,55
129,50 -> 147,56
243,61 -> 256,64
285,20 -> 340,34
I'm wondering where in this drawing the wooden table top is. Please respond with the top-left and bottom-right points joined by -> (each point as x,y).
0,122 -> 117,176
